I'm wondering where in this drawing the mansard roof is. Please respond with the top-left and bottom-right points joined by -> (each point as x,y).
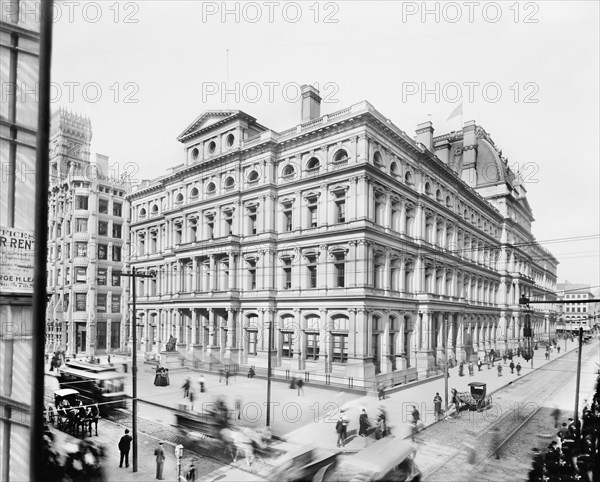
177,110 -> 267,143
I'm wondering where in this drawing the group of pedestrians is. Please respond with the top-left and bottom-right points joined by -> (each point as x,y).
528,375 -> 600,481
337,406 -> 389,448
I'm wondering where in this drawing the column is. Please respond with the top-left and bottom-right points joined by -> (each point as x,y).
384,191 -> 392,229
382,312 -> 391,373
383,248 -> 391,291
456,313 -> 465,362
399,258 -> 406,292
192,257 -> 198,292
399,201 -> 406,235
293,192 -> 301,230
347,178 -> 357,221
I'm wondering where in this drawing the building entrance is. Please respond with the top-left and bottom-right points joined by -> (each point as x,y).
76,323 -> 87,353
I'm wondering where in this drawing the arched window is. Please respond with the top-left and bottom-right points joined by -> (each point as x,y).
208,141 -> 216,154
424,182 -> 432,195
405,171 -> 413,185
436,189 -> 442,201
224,176 -> 235,188
248,170 -> 259,182
151,204 -> 159,214
390,162 -> 399,177
333,149 -> 349,163
282,164 -> 295,177
226,133 -> 235,147
191,147 -> 199,160
190,187 -> 199,198
206,182 -> 216,193
445,196 -> 452,208
139,207 -> 147,218
306,157 -> 320,170
175,193 -> 184,204
373,151 -> 383,166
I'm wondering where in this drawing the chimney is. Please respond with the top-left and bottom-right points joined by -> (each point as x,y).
301,85 -> 321,122
416,121 -> 434,150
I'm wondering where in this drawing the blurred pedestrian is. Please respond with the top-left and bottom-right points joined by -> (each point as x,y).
490,427 -> 501,459
189,389 -> 195,410
551,405 -> 561,428
503,354 -> 507,364
469,362 -> 474,376
359,408 -> 371,446
297,378 -> 304,396
516,362 -> 522,375
182,378 -> 191,398
497,364 -> 503,377
557,346 -> 561,354
336,410 -> 349,448
235,398 -> 242,421
154,441 -> 165,480
185,461 -> 196,481
225,370 -> 230,386
219,367 -> 224,383
411,405 -> 420,440
198,375 -> 206,393
118,429 -> 132,468
478,358 -> 483,371
375,412 -> 387,440
433,392 -> 443,421
509,361 -> 515,374
459,362 -> 464,377
378,383 -> 385,400
247,366 -> 255,378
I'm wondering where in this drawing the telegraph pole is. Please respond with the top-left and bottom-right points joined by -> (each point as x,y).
574,327 -> 583,445
266,318 -> 273,427
444,317 -> 449,414
121,267 -> 154,473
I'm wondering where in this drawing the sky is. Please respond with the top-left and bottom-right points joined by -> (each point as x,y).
47,0 -> 599,288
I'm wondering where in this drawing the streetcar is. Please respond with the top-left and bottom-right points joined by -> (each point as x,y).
57,360 -> 127,415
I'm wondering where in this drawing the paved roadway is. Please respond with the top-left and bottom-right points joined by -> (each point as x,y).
44,337 -> 597,481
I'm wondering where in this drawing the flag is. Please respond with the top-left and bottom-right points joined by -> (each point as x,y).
446,103 -> 462,121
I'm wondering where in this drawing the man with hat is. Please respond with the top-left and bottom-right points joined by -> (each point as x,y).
154,440 -> 166,480
118,429 -> 132,468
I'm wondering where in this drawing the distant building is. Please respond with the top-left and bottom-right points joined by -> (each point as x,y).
45,110 -> 131,357
556,282 -> 598,333
127,86 -> 557,387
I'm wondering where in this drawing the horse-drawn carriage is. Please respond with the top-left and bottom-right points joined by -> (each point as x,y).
454,382 -> 492,411
46,388 -> 100,437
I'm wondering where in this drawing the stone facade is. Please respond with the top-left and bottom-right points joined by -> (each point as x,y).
45,110 -> 130,356
127,88 -> 558,386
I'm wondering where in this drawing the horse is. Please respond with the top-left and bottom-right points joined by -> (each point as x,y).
87,404 -> 100,436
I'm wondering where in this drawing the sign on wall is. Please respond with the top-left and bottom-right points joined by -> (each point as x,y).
0,227 -> 35,294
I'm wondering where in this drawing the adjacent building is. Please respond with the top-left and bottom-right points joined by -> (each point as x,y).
556,282 -> 598,334
127,86 -> 558,387
0,2 -> 41,479
45,110 -> 130,357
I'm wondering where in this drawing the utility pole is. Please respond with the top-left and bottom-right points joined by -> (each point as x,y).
444,317 -> 449,414
266,318 -> 273,427
574,327 -> 583,445
121,267 -> 154,473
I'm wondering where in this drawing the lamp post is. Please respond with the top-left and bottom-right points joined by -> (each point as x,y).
444,317 -> 449,414
120,267 -> 155,473
266,318 -> 273,427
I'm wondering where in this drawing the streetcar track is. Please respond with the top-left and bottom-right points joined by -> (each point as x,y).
422,349 -> 588,481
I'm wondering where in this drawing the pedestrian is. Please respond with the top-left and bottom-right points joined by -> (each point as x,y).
459,362 -> 464,377
433,392 -> 443,421
490,427 -> 501,459
503,354 -> 507,364
189,389 -> 195,410
551,405 -> 561,428
375,413 -> 387,440
247,366 -> 255,378
219,367 -> 224,382
185,461 -> 196,482
235,398 -> 242,421
359,408 -> 371,446
336,410 -> 349,448
509,361 -> 515,374
557,346 -> 561,354
118,429 -> 132,468
469,362 -> 474,376
225,370 -> 230,386
497,364 -> 502,377
154,440 -> 165,480
297,378 -> 304,396
198,375 -> 205,393
107,354 -> 112,366
450,388 -> 459,413
477,358 -> 482,371
182,378 -> 191,398
378,383 -> 385,401
516,362 -> 522,375
290,377 -> 297,390
411,405 -> 420,441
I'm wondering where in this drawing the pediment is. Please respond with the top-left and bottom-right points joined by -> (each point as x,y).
177,111 -> 241,141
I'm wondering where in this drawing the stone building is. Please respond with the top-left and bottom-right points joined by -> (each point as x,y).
127,86 -> 558,387
556,282 -> 598,334
45,109 -> 130,357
